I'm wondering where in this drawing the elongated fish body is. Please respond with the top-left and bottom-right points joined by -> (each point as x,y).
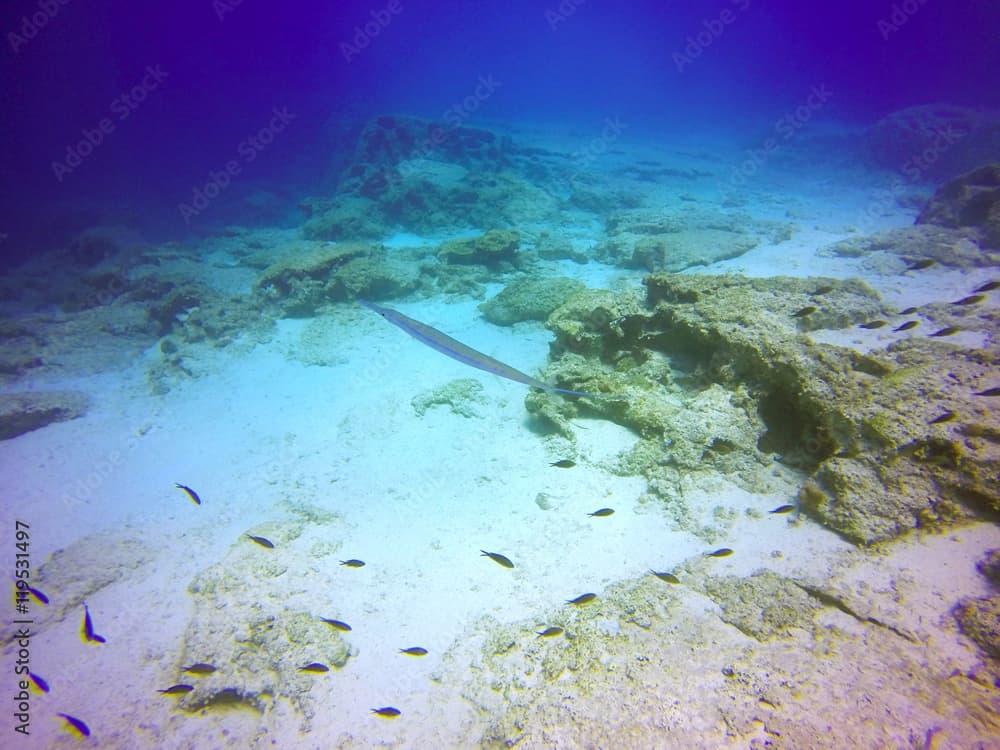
360,300 -> 609,399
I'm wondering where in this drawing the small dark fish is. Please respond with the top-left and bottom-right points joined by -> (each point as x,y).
588,508 -> 615,517
371,706 -> 401,718
974,387 -> 1000,397
812,285 -> 834,295
481,550 -> 515,569
893,320 -> 919,332
900,307 -> 919,315
246,534 -> 274,548
158,684 -> 194,695
320,617 -> 352,632
81,603 -> 106,644
339,559 -> 365,567
952,294 -> 985,306
929,326 -> 959,337
793,306 -> 818,317
972,280 -> 999,293
650,570 -> 680,584
769,504 -> 796,514
174,482 -> 201,505
551,459 -> 576,468
858,320 -> 887,329
25,584 -> 48,605
705,548 -> 734,558
536,626 -> 564,638
566,593 -> 597,605
399,647 -> 428,656
181,663 -> 217,675
28,672 -> 49,693
56,713 -> 91,738
929,411 -> 956,424
906,258 -> 936,270
299,662 -> 330,673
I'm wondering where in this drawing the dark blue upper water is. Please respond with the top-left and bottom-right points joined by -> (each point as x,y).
2,0 -> 998,266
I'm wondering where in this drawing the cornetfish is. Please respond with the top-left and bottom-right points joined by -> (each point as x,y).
360,300 -> 611,399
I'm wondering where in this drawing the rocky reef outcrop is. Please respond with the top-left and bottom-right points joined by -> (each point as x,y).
917,163 -> 1000,249
0,390 -> 90,440
301,114 -> 560,241
527,273 -> 999,545
861,104 -> 1000,181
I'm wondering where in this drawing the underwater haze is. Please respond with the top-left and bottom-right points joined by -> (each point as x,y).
2,1 -> 1000,748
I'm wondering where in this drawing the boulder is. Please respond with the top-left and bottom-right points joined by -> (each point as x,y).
438,229 -> 520,266
916,164 -> 1000,248
479,277 -> 586,325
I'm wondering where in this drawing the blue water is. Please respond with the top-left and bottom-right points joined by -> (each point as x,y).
2,1 -> 998,264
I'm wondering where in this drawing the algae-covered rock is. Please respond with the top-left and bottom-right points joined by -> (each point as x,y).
595,208 -> 792,272
977,549 -> 1000,586
478,276 -> 586,325
917,163 -> 1000,249
537,272 -> 999,544
411,378 -> 488,417
702,570 -> 821,641
438,229 -> 520,266
822,224 -> 992,269
533,232 -> 590,263
954,596 -> 1000,658
302,195 -> 386,241
302,115 -> 567,238
626,230 -> 759,272
178,524 -> 350,728
255,242 -> 417,315
0,390 -> 89,440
